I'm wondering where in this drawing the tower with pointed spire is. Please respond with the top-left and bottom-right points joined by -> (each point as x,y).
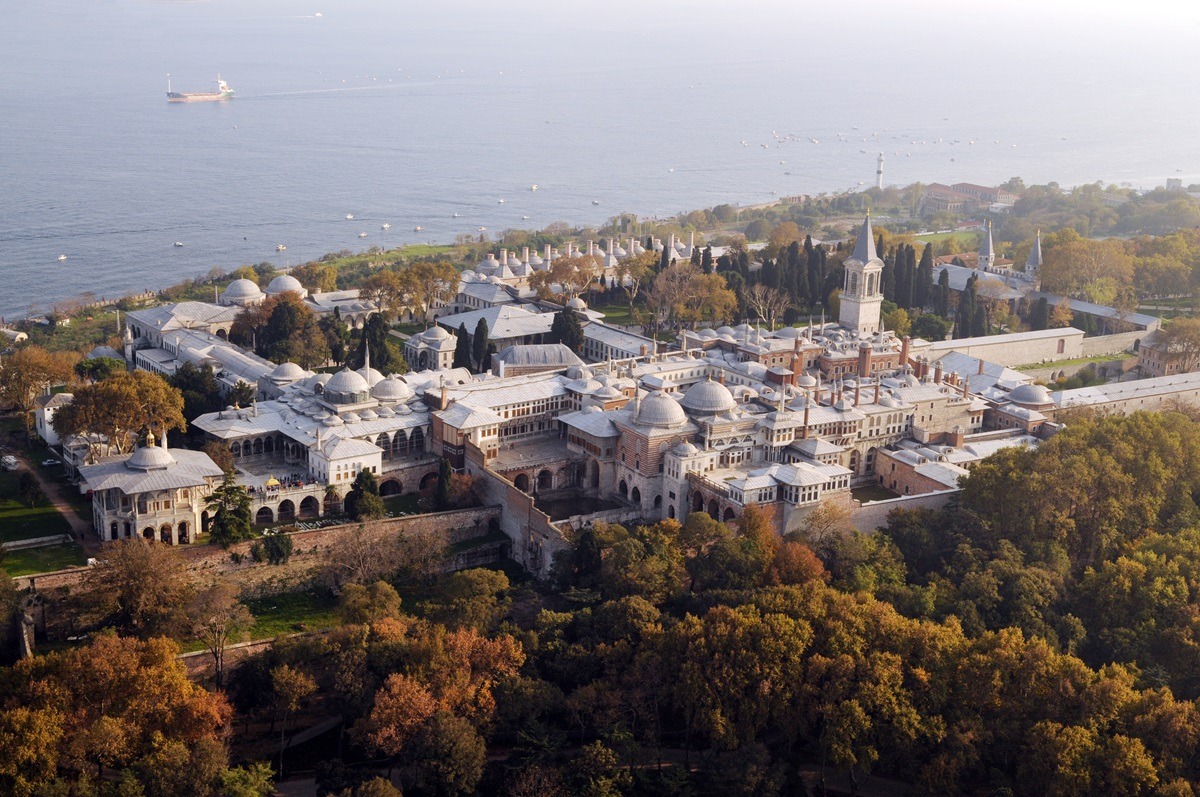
839,213 -> 884,335
1024,230 -> 1043,290
876,152 -> 884,190
978,220 -> 996,271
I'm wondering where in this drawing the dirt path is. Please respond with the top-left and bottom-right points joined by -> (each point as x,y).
17,461 -> 99,556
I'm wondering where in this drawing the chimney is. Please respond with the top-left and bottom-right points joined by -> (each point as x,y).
521,246 -> 529,263
501,248 -> 508,264
949,425 -> 965,447
858,341 -> 871,379
608,238 -> 615,257
544,243 -> 552,263
962,376 -> 970,398
802,398 -> 811,437
854,381 -> 861,406
668,234 -> 677,256
640,344 -> 648,357
717,371 -> 726,385
440,381 -> 449,410
978,358 -> 985,375
900,335 -> 911,368
689,231 -> 695,250
934,361 -> 944,384
587,240 -> 595,257
874,380 -> 881,404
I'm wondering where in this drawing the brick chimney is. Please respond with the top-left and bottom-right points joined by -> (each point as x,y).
900,335 -> 911,368
949,425 -> 965,447
858,341 -> 871,379
934,361 -> 944,384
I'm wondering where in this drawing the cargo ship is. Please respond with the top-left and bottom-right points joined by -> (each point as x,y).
166,75 -> 234,103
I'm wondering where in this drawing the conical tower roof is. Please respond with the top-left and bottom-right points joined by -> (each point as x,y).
979,220 -> 995,261
1026,230 -> 1043,269
850,213 -> 878,264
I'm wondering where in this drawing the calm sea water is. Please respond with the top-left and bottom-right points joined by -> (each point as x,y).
2,0 -> 1198,319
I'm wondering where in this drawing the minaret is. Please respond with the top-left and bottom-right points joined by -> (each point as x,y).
1025,230 -> 1043,289
978,220 -> 996,271
838,213 -> 884,335
876,152 -> 884,190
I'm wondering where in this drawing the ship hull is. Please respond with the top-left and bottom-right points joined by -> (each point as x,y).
166,92 -> 234,103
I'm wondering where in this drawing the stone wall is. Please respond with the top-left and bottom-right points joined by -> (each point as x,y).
1081,330 -> 1145,358
19,506 -> 502,595
850,489 -> 957,533
928,328 -> 1085,368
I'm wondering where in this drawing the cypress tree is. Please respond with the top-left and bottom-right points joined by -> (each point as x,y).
915,243 -> 934,308
452,323 -> 472,370
1030,297 -> 1049,330
690,246 -> 701,266
701,246 -> 714,274
936,269 -> 951,317
472,318 -> 489,370
549,309 -> 584,352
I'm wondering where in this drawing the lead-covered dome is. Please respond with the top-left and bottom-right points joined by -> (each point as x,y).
1007,383 -> 1053,406
269,362 -> 306,382
680,377 -> 736,414
223,278 -> 262,299
126,444 -> 177,471
371,376 -> 415,402
636,391 -> 688,429
265,274 -> 307,297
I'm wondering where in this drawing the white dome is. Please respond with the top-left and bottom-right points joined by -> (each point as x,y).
698,328 -> 718,339
424,326 -> 452,340
716,326 -> 736,336
224,278 -> 262,299
797,373 -> 818,388
775,326 -> 800,338
566,297 -> 588,311
673,441 -> 700,456
1007,383 -> 1052,406
341,412 -> 361,423
594,385 -> 621,399
126,444 -> 177,471
266,274 -> 305,295
359,366 -> 385,387
325,368 -> 370,395
371,376 -> 415,402
270,362 -> 306,381
680,377 -> 737,414
637,391 -> 688,429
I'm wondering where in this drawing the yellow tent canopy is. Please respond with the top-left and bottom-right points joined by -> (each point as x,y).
264,476 -> 280,487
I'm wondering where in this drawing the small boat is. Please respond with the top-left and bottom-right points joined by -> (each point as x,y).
530,184 -> 539,191
498,198 -> 505,204
478,226 -> 487,232
173,241 -> 184,247
522,215 -> 530,220
592,200 -> 600,205
345,213 -> 354,220
453,212 -> 461,218
276,244 -> 287,251
358,231 -> 367,238
413,225 -> 423,232
381,222 -> 391,230
57,254 -> 67,262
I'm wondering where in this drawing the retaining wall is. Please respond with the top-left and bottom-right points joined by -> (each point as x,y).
850,489 -> 958,533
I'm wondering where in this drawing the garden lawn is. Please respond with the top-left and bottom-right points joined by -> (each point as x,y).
0,470 -> 72,543
243,591 -> 340,639
1,543 -> 87,577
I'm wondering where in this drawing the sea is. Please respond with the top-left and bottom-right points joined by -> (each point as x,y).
2,0 -> 1198,320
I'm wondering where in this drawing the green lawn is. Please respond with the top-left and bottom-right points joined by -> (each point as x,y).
852,484 -> 899,504
913,230 -> 981,246
591,303 -> 635,326
243,590 -> 340,639
1,543 -> 87,577
0,470 -> 72,543
1015,354 -> 1126,371
384,493 -> 423,516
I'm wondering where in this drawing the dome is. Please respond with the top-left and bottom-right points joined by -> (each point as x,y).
358,366 -> 385,387
325,368 -> 370,396
269,362 -> 306,382
425,326 -> 452,340
126,444 -> 177,471
371,376 -> 415,402
775,326 -> 800,339
224,278 -> 262,299
672,440 -> 700,457
358,409 -> 379,420
680,377 -> 737,414
594,385 -> 621,399
716,326 -> 735,336
565,365 -> 594,380
341,412 -> 361,423
376,406 -> 395,418
636,391 -> 688,429
698,328 -> 718,339
566,297 -> 588,311
266,274 -> 305,295
1007,383 -> 1053,406
322,415 -> 344,426
570,378 -> 603,393
797,373 -> 818,388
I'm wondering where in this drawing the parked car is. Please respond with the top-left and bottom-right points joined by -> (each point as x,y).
41,458 -> 59,467
1,455 -> 18,471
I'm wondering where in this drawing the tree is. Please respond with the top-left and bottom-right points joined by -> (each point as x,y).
741,284 -> 789,329
881,306 -> 911,337
168,361 -> 224,426
548,309 -> 584,353
1049,298 -> 1075,329
1155,317 -> 1200,373
272,664 -> 317,774
355,673 -> 438,768
911,313 -> 951,341
17,471 -> 43,509
206,472 -> 253,547
220,762 -> 277,797
360,270 -> 406,321
0,346 -> 77,443
355,492 -> 386,521
77,539 -> 191,637
345,468 -> 382,520
399,261 -> 460,323
263,532 -> 294,565
188,583 -> 253,688
411,711 -> 486,797
202,439 -> 235,474
52,371 -> 186,459
615,252 -> 655,313
290,262 -> 339,293
338,581 -> 403,626
472,318 -> 489,371
436,457 -> 454,511
452,324 -> 472,370
74,357 -> 126,384
230,379 -> 258,409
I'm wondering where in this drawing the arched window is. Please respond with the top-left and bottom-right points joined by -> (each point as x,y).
848,272 -> 859,294
631,487 -> 641,504
409,428 -> 425,453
